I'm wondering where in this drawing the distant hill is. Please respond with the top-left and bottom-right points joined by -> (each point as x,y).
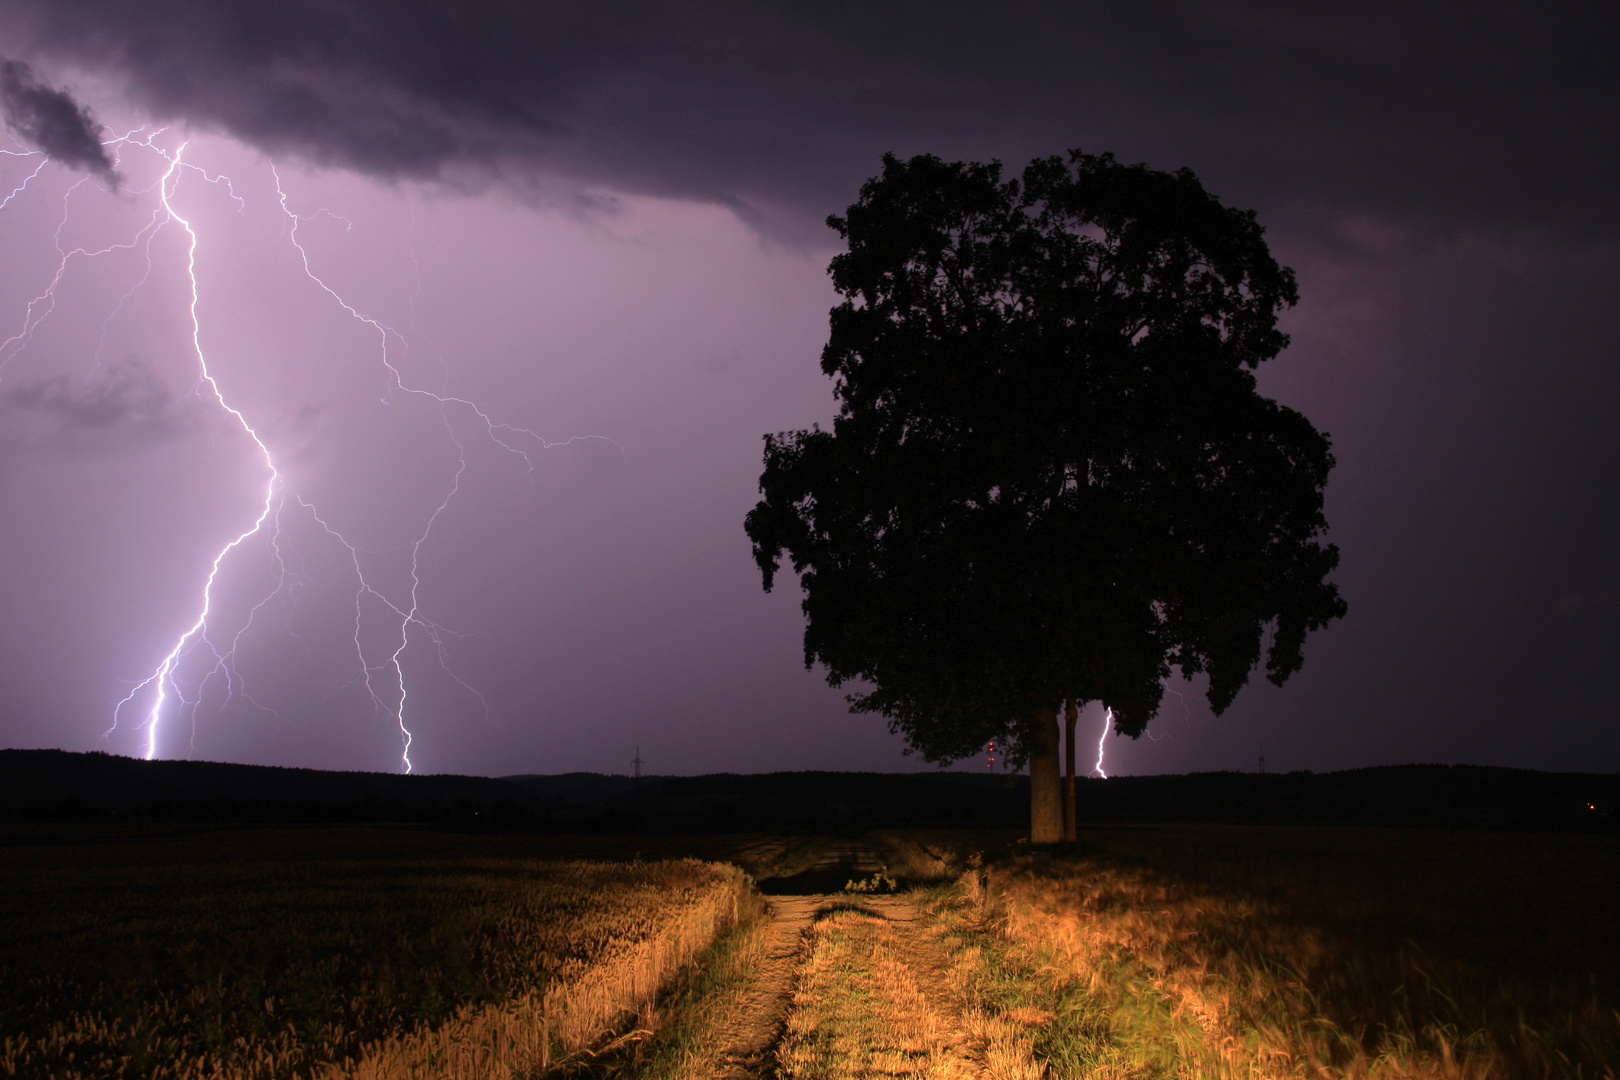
1,749 -> 1614,831
1064,766 -> 1617,830
0,749 -> 528,822
503,769 -> 1025,829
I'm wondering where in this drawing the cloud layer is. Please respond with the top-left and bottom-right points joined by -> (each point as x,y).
2,1 -> 1615,234
0,58 -> 117,182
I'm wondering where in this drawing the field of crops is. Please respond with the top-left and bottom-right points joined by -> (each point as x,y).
5,821 -> 1615,1080
0,825 -> 748,1080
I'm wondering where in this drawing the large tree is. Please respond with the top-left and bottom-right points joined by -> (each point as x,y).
745,151 -> 1346,841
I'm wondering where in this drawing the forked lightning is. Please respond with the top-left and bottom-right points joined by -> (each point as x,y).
1,131 -> 588,772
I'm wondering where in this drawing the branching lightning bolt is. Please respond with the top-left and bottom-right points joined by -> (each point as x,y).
1,129 -> 607,773
0,153 -> 47,211
1089,680 -> 1193,776
1143,683 -> 1194,744
269,166 -> 625,768
106,140 -> 279,763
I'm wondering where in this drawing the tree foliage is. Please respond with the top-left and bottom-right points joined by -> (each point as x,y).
745,150 -> 1346,764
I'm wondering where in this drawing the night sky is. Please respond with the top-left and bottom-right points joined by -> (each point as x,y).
0,2 -> 1615,777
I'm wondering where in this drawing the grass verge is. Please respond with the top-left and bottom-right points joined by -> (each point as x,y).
879,828 -> 1620,1080
592,887 -> 771,1080
988,853 -> 1620,1080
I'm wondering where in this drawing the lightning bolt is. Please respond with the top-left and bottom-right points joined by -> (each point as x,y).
1089,680 -> 1199,774
1092,706 -> 1112,778
2,128 -> 609,773
268,165 -> 626,769
106,139 -> 279,764
1143,682 -> 1194,744
0,151 -> 47,210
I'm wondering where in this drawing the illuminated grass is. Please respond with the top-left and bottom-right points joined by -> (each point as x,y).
887,826 -> 1620,1080
6,824 -> 1613,1079
602,887 -> 771,1080
771,888 -> 1045,1080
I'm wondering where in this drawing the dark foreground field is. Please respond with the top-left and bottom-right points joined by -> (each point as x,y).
1,818 -> 1616,1079
0,824 -> 782,1078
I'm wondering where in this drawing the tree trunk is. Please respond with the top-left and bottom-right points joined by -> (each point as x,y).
1063,700 -> 1078,843
1028,704 -> 1063,844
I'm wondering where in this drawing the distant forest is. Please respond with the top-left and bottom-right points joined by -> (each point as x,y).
1,749 -> 1614,832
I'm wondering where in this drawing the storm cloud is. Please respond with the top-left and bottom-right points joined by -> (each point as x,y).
0,360 -> 198,453
0,58 -> 117,182
0,1 -> 1615,237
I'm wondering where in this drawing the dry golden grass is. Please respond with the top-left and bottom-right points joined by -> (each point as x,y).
0,827 -> 747,1080
774,895 -> 1044,1080
605,888 -> 772,1080
982,838 -> 1620,1080
11,823 -> 1612,1080
323,859 -> 744,1080
777,906 -> 978,1080
868,826 -> 1620,1080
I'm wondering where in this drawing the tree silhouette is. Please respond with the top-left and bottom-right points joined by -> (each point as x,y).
745,150 -> 1346,841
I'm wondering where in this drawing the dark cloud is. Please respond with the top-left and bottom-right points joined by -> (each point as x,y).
1558,590 -> 1620,613
0,361 -> 196,452
0,2 -> 1615,236
0,57 -> 118,183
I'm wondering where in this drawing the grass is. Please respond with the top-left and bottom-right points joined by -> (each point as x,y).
0,825 -> 749,1079
593,888 -> 771,1080
776,903 -> 976,1079
877,826 -> 1620,1080
770,882 -> 1049,1080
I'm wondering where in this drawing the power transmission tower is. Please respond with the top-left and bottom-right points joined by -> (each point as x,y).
1258,742 -> 1266,774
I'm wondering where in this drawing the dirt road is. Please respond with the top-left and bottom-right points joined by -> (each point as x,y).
702,842 -> 1029,1080
710,842 -> 890,1077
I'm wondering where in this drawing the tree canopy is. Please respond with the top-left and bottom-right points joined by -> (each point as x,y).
745,149 -> 1346,784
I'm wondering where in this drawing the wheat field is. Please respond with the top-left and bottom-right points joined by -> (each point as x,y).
0,827 -> 746,1080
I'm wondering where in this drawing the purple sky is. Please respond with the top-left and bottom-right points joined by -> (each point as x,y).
0,2 -> 1616,777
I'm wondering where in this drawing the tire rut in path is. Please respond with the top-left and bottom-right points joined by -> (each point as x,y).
712,893 -> 822,1077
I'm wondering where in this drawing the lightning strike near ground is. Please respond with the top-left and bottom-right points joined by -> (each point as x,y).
1093,706 -> 1113,778
103,139 -> 281,765
0,131 -> 601,773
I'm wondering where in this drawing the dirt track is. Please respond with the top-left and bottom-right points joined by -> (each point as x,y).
711,842 -> 890,1077
708,842 -> 986,1080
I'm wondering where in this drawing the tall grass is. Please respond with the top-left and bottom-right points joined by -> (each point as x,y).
0,828 -> 745,1080
987,854 -> 1620,1080
324,860 -> 744,1080
874,827 -> 1619,1080
601,888 -> 772,1080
